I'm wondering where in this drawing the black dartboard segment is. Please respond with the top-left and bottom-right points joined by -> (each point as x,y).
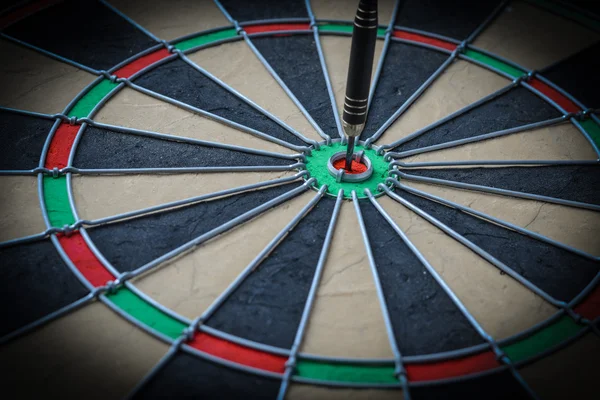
542,42 -> 600,109
0,239 -> 88,337
133,58 -> 305,146
397,189 -> 598,302
3,0 -> 157,71
359,200 -> 485,356
132,351 -> 280,400
251,35 -> 339,138
395,0 -> 504,40
73,125 -> 291,169
396,86 -> 562,152
405,165 -> 600,206
219,0 -> 308,22
411,370 -> 531,400
87,182 -> 303,272
363,42 -> 449,139
0,110 -> 55,170
206,197 -> 336,349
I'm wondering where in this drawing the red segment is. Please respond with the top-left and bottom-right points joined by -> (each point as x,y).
0,0 -> 62,30
406,350 -> 500,382
58,233 -> 115,287
574,285 -> 600,320
333,158 -> 368,174
44,122 -> 81,169
393,30 -> 457,52
528,78 -> 581,114
114,48 -> 172,79
244,23 -> 311,35
188,332 -> 287,373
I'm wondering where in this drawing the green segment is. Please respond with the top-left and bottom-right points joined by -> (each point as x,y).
295,360 -> 397,384
68,79 -> 119,118
174,28 -> 238,52
501,316 -> 583,362
318,24 -> 352,34
305,142 -> 390,199
318,23 -> 386,37
463,49 -> 526,79
43,176 -> 76,227
106,288 -> 187,339
579,119 -> 600,150
525,0 -> 600,32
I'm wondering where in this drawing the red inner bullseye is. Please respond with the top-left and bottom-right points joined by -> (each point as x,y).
332,158 -> 368,174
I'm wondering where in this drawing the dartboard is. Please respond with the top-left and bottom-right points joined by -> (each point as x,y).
1,0 -> 599,399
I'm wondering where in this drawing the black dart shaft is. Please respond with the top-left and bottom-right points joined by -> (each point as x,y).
343,0 -> 378,170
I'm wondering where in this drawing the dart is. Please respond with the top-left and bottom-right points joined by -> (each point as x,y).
342,0 -> 378,171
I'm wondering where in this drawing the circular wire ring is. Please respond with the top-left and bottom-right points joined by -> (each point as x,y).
327,151 -> 373,182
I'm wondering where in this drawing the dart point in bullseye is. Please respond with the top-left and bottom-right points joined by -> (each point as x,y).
342,0 -> 378,171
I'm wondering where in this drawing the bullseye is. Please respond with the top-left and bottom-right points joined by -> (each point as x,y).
327,150 -> 373,182
332,158 -> 368,174
303,141 -> 389,199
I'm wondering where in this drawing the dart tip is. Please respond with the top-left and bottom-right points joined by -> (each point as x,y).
344,136 -> 356,171
342,122 -> 363,171
344,155 -> 352,171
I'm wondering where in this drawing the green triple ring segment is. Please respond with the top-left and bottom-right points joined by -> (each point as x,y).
304,141 -> 390,199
